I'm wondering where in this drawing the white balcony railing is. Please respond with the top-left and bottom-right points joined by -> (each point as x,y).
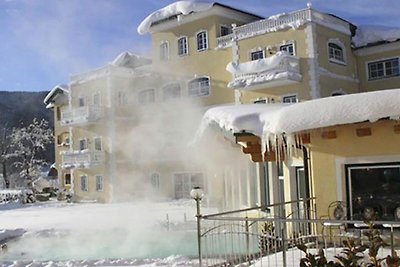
61,150 -> 105,169
217,8 -> 312,48
61,105 -> 102,126
227,52 -> 302,89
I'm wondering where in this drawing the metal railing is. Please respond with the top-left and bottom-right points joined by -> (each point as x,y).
61,150 -> 105,169
61,105 -> 102,126
196,198 -> 400,266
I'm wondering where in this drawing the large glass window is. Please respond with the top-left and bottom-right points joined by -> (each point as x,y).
177,36 -> 188,56
328,42 -> 345,64
188,77 -> 210,97
368,58 -> 400,80
162,83 -> 181,101
346,163 -> 400,221
174,173 -> 204,199
196,31 -> 208,51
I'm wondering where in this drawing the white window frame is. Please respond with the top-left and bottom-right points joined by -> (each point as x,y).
162,83 -> 181,101
160,41 -> 169,61
281,94 -> 298,103
250,49 -> 265,61
80,175 -> 88,192
92,91 -> 101,106
279,41 -> 296,56
95,175 -> 103,192
64,173 -> 72,186
327,39 -> 346,65
196,30 -> 208,52
177,36 -> 188,56
188,76 -> 210,97
138,88 -> 156,104
94,137 -> 102,151
367,57 -> 400,81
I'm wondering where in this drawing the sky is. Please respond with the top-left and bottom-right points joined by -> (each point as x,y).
0,0 -> 399,92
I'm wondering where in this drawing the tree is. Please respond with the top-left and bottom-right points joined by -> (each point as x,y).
10,118 -> 53,188
0,124 -> 12,188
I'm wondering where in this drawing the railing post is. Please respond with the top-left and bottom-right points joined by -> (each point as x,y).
191,187 -> 204,267
282,208 -> 287,267
245,217 -> 250,259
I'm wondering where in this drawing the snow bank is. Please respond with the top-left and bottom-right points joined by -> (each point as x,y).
353,25 -> 400,47
137,1 -> 214,35
226,52 -> 290,75
200,89 -> 400,143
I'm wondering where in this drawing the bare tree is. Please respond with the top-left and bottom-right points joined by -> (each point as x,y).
0,124 -> 12,188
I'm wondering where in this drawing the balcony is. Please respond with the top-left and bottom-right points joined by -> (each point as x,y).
61,150 -> 105,169
61,105 -> 102,126
226,52 -> 302,90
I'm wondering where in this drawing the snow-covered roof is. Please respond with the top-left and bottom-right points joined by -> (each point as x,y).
43,84 -> 69,108
137,1 -> 214,35
353,25 -> 400,48
200,89 -> 400,140
112,51 -> 151,69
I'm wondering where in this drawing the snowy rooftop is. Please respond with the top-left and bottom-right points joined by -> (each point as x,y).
43,84 -> 69,108
111,51 -> 151,69
353,25 -> 400,47
137,1 -> 214,35
200,89 -> 400,139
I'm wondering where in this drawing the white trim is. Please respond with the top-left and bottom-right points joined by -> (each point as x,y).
159,40 -> 170,61
188,75 -> 211,97
335,154 -> 400,202
95,175 -> 104,192
249,48 -> 265,61
281,93 -> 298,103
365,56 -> 400,81
279,41 -> 296,56
195,29 -> 208,52
305,23 -> 320,99
319,67 -> 359,83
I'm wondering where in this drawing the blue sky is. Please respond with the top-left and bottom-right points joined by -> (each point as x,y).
0,0 -> 399,92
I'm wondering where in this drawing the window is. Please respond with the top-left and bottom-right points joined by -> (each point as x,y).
162,83 -> 181,101
196,31 -> 208,51
160,42 -> 169,61
328,41 -> 345,64
138,89 -> 155,104
282,94 -> 298,103
93,92 -> 100,106
280,43 -> 295,56
94,137 -> 102,151
95,175 -> 103,191
220,25 -> 231,37
117,91 -> 128,106
78,97 -> 85,107
64,174 -> 71,185
177,36 -> 188,56
250,50 -> 264,61
80,175 -> 88,191
368,58 -> 400,80
188,77 -> 210,97
151,173 -> 160,189
79,139 -> 87,151
346,163 -> 400,221
174,173 -> 204,199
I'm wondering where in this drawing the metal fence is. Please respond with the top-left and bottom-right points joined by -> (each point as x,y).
196,198 -> 400,266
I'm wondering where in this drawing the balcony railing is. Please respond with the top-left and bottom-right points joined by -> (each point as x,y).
61,150 -> 105,169
227,53 -> 302,89
61,105 -> 102,126
217,8 -> 312,48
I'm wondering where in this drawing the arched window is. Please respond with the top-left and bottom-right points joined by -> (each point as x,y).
162,83 -> 181,100
328,40 -> 345,64
196,30 -> 208,51
188,77 -> 210,97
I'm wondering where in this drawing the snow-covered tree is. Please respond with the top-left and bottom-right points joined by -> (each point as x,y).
0,124 -> 12,188
10,118 -> 53,188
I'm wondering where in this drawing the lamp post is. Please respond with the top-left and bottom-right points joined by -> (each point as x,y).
191,186 -> 204,266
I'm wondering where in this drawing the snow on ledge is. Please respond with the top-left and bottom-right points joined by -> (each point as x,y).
353,25 -> 400,47
137,1 -> 214,35
199,89 -> 400,147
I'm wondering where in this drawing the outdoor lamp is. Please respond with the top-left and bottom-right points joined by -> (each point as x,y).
190,186 -> 204,200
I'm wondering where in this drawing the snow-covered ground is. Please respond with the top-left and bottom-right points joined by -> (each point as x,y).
0,199 -> 215,266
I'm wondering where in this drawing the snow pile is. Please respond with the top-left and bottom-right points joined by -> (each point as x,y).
137,1 -> 214,35
226,52 -> 301,88
199,89 -> 400,150
353,25 -> 400,47
111,51 -> 151,69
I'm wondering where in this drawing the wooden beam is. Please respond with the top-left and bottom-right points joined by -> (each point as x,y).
356,127 -> 372,137
242,145 -> 261,154
298,133 -> 311,144
235,134 -> 261,145
321,130 -> 337,139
